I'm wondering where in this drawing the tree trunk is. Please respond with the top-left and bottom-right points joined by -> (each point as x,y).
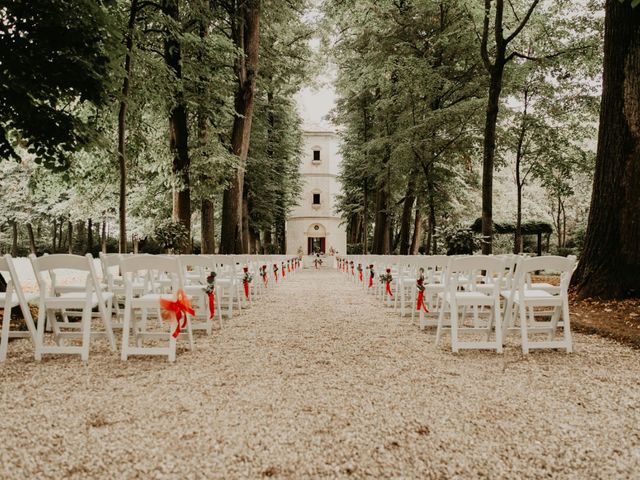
163,0 -> 191,253
242,193 -> 250,253
410,206 -> 422,255
201,199 -> 216,254
263,229 -> 272,253
399,174 -> 417,255
87,218 -> 93,254
220,0 -> 261,254
52,220 -> 57,252
481,67 -> 505,254
514,183 -> 523,254
573,0 -> 640,298
10,221 -> 17,257
118,0 -> 138,254
101,219 -> 107,253
67,221 -> 73,254
27,223 -> 37,255
362,180 -> 369,254
58,220 -> 63,251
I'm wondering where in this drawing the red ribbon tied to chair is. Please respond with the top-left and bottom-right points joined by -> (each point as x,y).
385,268 -> 393,298
160,289 -> 195,338
282,262 -> 286,278
416,276 -> 429,312
368,265 -> 374,288
242,266 -> 250,299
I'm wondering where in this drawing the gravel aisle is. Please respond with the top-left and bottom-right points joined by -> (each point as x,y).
0,267 -> 638,479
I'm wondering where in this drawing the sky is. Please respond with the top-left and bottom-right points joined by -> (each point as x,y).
295,83 -> 336,130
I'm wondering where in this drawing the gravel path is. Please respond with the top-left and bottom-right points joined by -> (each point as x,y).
1,267 -> 638,479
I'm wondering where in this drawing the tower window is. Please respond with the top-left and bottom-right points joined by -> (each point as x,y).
313,193 -> 321,205
313,149 -> 321,161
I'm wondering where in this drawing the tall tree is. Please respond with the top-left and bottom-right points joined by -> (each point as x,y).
220,0 -> 262,253
573,0 -> 640,298
478,0 -> 540,253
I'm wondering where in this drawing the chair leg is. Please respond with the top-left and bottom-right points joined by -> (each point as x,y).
0,297 -> 11,362
121,305 -> 132,361
80,307 -> 91,362
494,300 -> 503,353
562,299 -> 573,353
101,298 -> 117,352
450,302 -> 459,353
35,305 -> 46,361
519,302 -> 529,354
435,301 -> 447,346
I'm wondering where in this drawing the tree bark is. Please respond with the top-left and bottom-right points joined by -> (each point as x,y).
51,219 -> 57,252
201,199 -> 216,254
27,223 -> 37,255
117,0 -> 139,254
480,0 -> 540,254
10,221 -> 17,257
101,219 -> 107,253
220,0 -> 261,254
410,202 -> 423,255
67,221 -> 73,254
573,0 -> 640,298
163,0 -> 191,253
242,193 -> 250,253
399,174 -> 417,255
87,218 -> 93,254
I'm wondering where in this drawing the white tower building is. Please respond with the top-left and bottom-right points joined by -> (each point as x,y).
286,126 -> 347,257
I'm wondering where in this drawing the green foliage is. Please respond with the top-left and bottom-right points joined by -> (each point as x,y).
0,0 -> 120,169
436,225 -> 481,256
153,219 -> 188,253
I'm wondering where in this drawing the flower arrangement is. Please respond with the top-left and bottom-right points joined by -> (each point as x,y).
368,264 -> 375,288
378,269 -> 393,284
416,267 -> 428,312
204,271 -> 216,294
357,263 -> 363,281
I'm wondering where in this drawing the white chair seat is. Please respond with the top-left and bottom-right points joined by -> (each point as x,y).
45,292 -> 113,309
0,292 -> 38,308
130,293 -> 187,309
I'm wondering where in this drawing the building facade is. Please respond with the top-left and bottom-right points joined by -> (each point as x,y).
286,127 -> 347,256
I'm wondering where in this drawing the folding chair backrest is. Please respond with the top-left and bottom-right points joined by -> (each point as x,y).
0,255 -> 35,332
120,255 -> 183,295
178,255 -> 214,282
517,255 -> 576,296
30,254 -> 98,296
447,256 -> 505,294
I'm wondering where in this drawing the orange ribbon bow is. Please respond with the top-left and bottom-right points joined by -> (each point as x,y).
160,289 -> 195,338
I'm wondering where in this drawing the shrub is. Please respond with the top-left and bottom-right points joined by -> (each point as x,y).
153,219 -> 188,253
437,225 -> 481,255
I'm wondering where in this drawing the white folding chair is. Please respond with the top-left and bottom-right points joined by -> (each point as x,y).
0,255 -> 38,361
178,255 -> 221,333
30,254 -> 116,362
436,256 -> 506,353
120,255 -> 193,362
502,256 -> 575,353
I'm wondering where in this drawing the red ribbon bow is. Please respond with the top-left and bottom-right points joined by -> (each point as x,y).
207,291 -> 215,319
416,278 -> 429,312
160,289 -> 195,338
385,268 -> 393,297
243,266 -> 250,299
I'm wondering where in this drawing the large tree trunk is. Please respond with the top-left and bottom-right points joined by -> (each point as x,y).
263,228 -> 272,253
101,219 -> 107,253
163,0 -> 191,253
481,67 -> 504,254
87,218 -> 93,254
573,0 -> 640,298
67,221 -> 73,254
398,174 -> 417,255
27,223 -> 37,255
220,0 -> 261,254
241,193 -> 250,253
410,202 -> 422,255
52,219 -> 57,252
117,0 -> 138,254
362,180 -> 369,254
201,199 -> 216,254
514,183 -> 523,254
10,221 -> 17,257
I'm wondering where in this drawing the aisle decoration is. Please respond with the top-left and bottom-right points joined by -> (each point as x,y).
357,263 -> 363,282
350,260 -> 355,276
313,256 -> 323,269
379,268 -> 393,297
287,260 -> 291,273
416,268 -> 429,312
160,289 -> 195,338
260,264 -> 268,287
282,261 -> 286,278
242,266 -> 252,299
368,264 -> 374,288
273,263 -> 279,282
204,271 -> 216,320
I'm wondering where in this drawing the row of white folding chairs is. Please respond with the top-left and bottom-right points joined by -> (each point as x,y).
337,254 -> 575,354
1,253 -> 297,363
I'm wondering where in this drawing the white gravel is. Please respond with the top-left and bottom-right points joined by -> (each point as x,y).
0,267 -> 638,479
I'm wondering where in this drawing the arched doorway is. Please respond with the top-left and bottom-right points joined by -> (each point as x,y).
307,223 -> 327,254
